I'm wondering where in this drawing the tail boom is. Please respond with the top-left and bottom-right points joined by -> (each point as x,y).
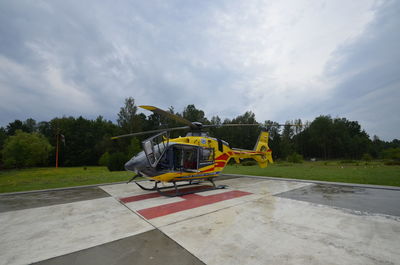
231,131 -> 273,168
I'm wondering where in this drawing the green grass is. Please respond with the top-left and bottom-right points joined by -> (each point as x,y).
0,167 -> 133,193
222,161 -> 400,187
1,161 -> 399,193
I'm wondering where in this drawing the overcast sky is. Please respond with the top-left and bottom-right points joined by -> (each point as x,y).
0,0 -> 399,140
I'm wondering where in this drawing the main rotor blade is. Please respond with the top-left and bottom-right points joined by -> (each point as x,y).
270,124 -> 303,127
140,105 -> 195,128
202,123 -> 303,129
111,126 -> 190,140
202,124 -> 261,128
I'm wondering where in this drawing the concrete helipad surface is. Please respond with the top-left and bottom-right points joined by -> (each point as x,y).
1,176 -> 399,265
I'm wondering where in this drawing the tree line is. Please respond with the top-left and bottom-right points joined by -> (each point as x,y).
0,97 -> 399,169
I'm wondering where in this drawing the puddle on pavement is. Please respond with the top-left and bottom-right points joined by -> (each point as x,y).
275,184 -> 400,217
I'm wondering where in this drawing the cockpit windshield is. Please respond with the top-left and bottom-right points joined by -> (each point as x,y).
142,132 -> 169,167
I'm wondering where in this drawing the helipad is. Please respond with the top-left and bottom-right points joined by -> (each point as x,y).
0,176 -> 399,265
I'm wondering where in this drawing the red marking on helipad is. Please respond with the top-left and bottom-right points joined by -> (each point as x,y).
137,190 -> 251,219
120,193 -> 160,203
120,186 -> 211,203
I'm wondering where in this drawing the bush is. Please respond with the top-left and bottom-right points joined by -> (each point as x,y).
227,158 -> 236,165
2,130 -> 52,168
384,160 -> 400,166
127,138 -> 141,156
382,148 -> 400,160
287,152 -> 303,163
98,152 -> 110,166
107,152 -> 127,171
362,153 -> 373,162
340,159 -> 356,164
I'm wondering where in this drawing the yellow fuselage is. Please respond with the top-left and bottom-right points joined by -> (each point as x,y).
150,132 -> 272,183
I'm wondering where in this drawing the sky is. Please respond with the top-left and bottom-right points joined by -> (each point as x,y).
0,0 -> 399,141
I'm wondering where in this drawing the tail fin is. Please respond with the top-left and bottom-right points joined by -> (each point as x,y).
253,131 -> 273,168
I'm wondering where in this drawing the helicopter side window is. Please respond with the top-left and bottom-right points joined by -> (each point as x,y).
200,147 -> 214,167
183,148 -> 198,170
143,140 -> 155,165
173,147 -> 183,170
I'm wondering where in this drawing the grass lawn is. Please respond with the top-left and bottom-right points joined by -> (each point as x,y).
222,161 -> 400,187
1,161 -> 399,193
0,167 -> 134,193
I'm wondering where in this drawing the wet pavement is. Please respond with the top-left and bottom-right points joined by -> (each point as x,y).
276,184 -> 400,216
1,176 -> 400,265
0,187 -> 109,213
33,229 -> 205,265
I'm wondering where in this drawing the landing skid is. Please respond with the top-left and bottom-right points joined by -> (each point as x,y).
129,176 -> 227,197
156,179 -> 227,197
127,174 -> 141,184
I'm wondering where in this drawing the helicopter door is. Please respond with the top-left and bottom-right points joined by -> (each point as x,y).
173,146 -> 199,172
142,132 -> 168,167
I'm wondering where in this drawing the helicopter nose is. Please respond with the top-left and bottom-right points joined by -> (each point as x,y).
124,159 -> 137,171
124,151 -> 147,171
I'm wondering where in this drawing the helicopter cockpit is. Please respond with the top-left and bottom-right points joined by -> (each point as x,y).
142,132 -> 214,173
157,144 -> 214,172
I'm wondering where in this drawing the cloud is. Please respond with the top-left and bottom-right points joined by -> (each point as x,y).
320,0 -> 400,140
0,0 -> 398,140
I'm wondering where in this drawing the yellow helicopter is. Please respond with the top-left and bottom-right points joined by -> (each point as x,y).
112,105 -> 273,196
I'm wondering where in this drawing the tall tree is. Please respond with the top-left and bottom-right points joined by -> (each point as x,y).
264,120 -> 281,159
223,111 -> 260,149
24,118 -> 37,133
117,97 -> 139,133
0,127 -> 6,150
6,120 -> 29,135
280,121 -> 295,159
208,116 -> 223,139
0,127 -> 7,164
210,116 -> 221,125
182,104 -> 209,123
309,116 -> 333,159
295,116 -> 371,159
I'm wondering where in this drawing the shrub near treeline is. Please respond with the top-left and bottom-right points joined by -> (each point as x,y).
382,148 -> 400,165
2,130 -> 52,168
